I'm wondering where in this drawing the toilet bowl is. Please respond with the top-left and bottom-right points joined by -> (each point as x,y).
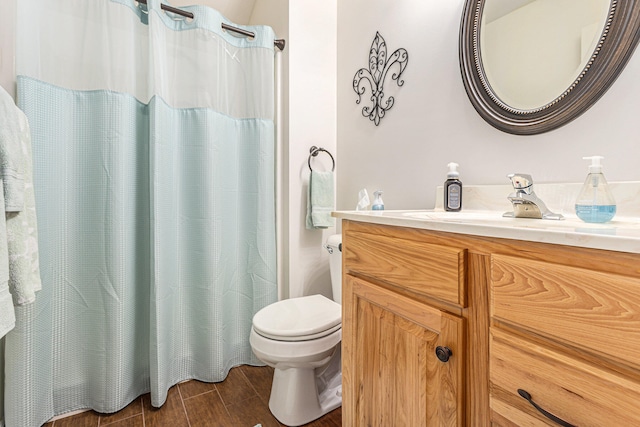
250,235 -> 342,426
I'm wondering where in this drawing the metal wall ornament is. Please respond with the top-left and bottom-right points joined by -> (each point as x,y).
353,32 -> 409,126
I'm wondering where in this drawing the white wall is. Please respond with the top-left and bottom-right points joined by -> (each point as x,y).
0,0 -> 16,99
286,0 -> 337,299
337,0 -> 640,213
252,0 -> 337,300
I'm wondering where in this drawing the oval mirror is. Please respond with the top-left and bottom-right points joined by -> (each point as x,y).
460,0 -> 640,135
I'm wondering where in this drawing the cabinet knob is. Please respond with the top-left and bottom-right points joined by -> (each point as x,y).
435,346 -> 452,363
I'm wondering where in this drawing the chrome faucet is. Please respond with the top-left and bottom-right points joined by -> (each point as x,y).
503,173 -> 564,220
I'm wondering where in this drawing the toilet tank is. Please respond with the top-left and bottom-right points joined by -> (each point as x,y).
326,234 -> 342,304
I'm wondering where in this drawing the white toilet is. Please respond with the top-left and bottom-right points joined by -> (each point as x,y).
250,234 -> 343,426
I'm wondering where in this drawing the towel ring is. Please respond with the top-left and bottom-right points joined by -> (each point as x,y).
308,146 -> 335,172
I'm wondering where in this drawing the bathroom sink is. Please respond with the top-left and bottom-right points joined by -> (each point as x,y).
402,211 -> 493,220
400,210 -> 640,232
401,210 -> 504,223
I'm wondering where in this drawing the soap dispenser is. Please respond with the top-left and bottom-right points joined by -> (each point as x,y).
445,162 -> 462,212
575,156 -> 616,223
372,190 -> 384,210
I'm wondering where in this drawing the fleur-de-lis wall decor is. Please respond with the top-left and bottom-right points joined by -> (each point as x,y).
353,32 -> 409,126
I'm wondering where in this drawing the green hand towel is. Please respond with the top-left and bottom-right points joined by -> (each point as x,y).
306,170 -> 335,229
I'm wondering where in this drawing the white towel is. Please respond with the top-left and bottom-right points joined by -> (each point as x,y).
0,282 -> 15,339
0,178 -> 14,338
0,86 -> 26,212
0,86 -> 41,306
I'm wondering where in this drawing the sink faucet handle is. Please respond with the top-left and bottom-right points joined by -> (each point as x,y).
507,173 -> 534,191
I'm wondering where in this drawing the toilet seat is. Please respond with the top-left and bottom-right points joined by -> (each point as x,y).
253,294 -> 341,342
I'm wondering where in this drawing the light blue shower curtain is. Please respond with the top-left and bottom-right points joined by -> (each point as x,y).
1,1 -> 277,426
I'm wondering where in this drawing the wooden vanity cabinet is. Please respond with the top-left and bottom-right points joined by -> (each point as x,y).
341,219 -> 640,426
342,220 -> 468,426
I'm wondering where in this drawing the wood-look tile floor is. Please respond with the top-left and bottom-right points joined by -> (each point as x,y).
42,365 -> 342,427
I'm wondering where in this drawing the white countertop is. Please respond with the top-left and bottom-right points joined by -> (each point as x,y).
333,209 -> 640,254
333,182 -> 640,254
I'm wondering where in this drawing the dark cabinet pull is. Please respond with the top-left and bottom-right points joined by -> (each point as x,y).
435,346 -> 452,363
518,389 -> 576,427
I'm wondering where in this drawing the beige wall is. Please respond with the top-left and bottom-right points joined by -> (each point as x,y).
482,0 -> 609,109
337,0 -> 640,212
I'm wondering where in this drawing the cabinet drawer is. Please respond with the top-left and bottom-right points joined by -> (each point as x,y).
344,229 -> 466,307
491,254 -> 640,370
490,328 -> 640,426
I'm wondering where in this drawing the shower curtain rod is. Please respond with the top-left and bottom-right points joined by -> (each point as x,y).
137,0 -> 286,50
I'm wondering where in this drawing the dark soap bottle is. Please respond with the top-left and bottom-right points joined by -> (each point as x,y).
444,162 -> 462,212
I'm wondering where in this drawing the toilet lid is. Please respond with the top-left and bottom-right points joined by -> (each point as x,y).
253,294 -> 341,341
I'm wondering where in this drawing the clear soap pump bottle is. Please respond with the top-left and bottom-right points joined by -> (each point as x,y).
575,156 -> 616,223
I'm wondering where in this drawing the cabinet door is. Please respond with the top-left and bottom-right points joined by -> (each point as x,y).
343,275 -> 465,427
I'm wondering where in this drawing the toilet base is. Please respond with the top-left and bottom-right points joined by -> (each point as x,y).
268,349 -> 342,426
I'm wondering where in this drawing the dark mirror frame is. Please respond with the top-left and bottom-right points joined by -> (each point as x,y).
459,0 -> 640,135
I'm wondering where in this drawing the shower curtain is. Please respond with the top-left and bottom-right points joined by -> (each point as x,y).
1,1 -> 277,425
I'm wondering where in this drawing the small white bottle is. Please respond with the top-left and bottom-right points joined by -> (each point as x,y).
575,156 -> 616,223
371,190 -> 384,210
